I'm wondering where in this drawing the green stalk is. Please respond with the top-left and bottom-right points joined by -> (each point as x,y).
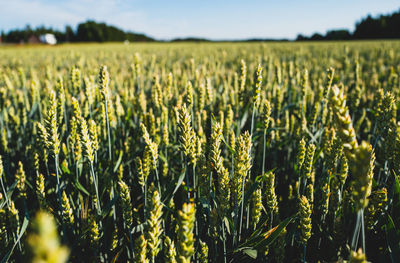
104,99 -> 116,221
90,162 -> 102,214
55,154 -> 62,211
262,129 -> 266,177
351,209 -> 362,250
0,173 -> 9,206
236,95 -> 241,136
360,209 -> 366,254
221,222 -> 227,263
270,212 -> 274,230
246,202 -> 250,230
182,153 -> 190,201
55,154 -> 67,240
104,100 -> 112,162
152,155 -> 161,195
238,171 -> 247,242
250,103 -> 256,140
240,102 -> 256,239
64,103 -> 68,133
193,164 -> 198,238
144,179 -> 148,219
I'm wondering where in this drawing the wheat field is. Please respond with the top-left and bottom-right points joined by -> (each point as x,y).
0,41 -> 400,262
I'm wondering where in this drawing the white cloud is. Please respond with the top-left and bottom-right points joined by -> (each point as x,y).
0,0 -> 81,29
0,0 -> 146,32
0,0 -> 190,39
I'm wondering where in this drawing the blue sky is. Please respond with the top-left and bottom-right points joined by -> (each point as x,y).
0,0 -> 399,40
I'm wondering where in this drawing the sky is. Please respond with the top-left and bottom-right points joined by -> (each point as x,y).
0,0 -> 399,40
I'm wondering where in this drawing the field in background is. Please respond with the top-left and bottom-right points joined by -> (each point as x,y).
0,41 -> 400,262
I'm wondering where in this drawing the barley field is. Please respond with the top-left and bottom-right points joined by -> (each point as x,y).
0,41 -> 400,262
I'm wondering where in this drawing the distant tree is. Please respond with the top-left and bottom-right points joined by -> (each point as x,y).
74,20 -> 154,42
296,9 -> 400,41
76,21 -> 102,42
296,34 -> 308,41
325,30 -> 351,40
65,25 -> 74,42
310,33 -> 324,40
354,10 -> 400,39
386,12 -> 400,38
353,15 -> 382,39
171,37 -> 211,42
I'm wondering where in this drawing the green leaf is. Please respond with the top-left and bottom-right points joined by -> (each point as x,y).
384,214 -> 400,263
1,211 -> 29,263
73,179 -> 90,196
125,107 -> 132,121
60,160 -> 71,175
131,222 -> 147,234
224,217 -> 231,235
163,169 -> 186,204
99,193 -> 120,220
76,162 -> 83,178
28,102 -> 39,118
158,151 -> 168,163
392,171 -> 400,226
240,107 -> 249,130
243,249 -> 257,259
253,215 -> 293,250
0,181 -> 17,210
221,135 -> 235,154
112,249 -> 122,263
113,150 -> 124,173
235,213 -> 296,252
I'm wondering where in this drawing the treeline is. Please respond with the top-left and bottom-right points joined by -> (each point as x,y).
0,20 -> 154,43
297,9 -> 400,41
